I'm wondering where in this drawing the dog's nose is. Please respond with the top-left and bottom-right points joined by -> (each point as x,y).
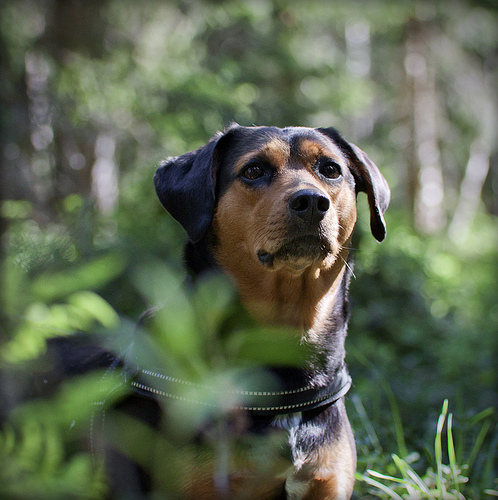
289,189 -> 330,225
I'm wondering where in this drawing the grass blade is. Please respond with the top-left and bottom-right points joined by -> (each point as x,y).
481,423 -> 498,489
467,419 -> 491,470
447,413 -> 461,494
380,379 -> 408,458
348,346 -> 407,457
435,400 -> 448,499
366,469 -> 408,486
361,472 -> 405,500
392,453 -> 431,496
351,394 -> 382,455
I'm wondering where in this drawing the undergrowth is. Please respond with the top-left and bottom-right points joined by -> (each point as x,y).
353,399 -> 497,499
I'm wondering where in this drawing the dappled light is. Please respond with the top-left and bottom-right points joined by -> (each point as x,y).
0,0 -> 497,498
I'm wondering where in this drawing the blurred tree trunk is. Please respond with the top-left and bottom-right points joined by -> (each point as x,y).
1,0 -> 108,221
0,24 -> 8,303
25,49 -> 56,213
404,18 -> 446,234
449,141 -> 491,242
0,26 -> 8,251
44,0 -> 108,214
0,6 -> 34,208
92,133 -> 118,215
345,19 -> 373,139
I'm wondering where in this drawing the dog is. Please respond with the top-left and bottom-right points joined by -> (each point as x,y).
43,123 -> 389,499
151,124 -> 390,499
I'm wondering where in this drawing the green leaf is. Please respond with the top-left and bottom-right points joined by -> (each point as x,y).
31,254 -> 127,302
68,291 -> 120,329
225,327 -> 306,367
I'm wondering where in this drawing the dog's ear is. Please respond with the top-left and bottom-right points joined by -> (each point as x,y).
154,132 -> 227,242
317,128 -> 390,242
347,142 -> 390,242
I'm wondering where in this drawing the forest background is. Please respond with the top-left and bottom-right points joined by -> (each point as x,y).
0,0 -> 497,498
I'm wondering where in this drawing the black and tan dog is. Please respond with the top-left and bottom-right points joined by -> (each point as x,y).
43,124 -> 388,499
151,124 -> 390,499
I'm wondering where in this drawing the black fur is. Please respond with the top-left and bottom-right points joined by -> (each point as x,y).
40,124 -> 388,498
155,124 -> 389,244
154,124 -> 384,463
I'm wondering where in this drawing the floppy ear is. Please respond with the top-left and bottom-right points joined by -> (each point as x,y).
317,128 -> 390,242
347,142 -> 390,242
154,132 -> 223,242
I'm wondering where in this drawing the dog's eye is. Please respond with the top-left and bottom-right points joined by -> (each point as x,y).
241,164 -> 266,181
319,161 -> 342,180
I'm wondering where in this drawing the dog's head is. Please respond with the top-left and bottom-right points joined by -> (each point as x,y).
154,124 -> 389,275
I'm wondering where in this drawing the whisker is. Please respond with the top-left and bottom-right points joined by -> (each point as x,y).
338,250 -> 356,279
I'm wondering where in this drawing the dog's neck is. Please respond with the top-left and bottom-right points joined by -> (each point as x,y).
186,238 -> 352,338
238,250 -> 351,334
185,238 -> 353,390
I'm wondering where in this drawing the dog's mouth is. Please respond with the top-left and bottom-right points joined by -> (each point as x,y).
257,235 -> 332,271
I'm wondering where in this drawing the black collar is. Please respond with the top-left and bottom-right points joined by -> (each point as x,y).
130,365 -> 352,416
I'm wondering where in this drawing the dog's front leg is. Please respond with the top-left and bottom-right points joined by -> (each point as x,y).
285,402 -> 356,500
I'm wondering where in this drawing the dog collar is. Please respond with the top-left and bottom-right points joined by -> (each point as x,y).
130,365 -> 352,416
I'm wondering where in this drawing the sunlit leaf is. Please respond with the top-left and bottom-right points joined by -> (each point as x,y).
68,291 -> 120,329
31,254 -> 127,302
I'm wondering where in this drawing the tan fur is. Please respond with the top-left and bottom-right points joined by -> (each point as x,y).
213,139 -> 357,331
233,136 -> 291,172
182,415 -> 355,500
303,402 -> 356,500
183,136 -> 361,499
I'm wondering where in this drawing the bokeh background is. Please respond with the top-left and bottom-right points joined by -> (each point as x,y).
0,0 -> 497,498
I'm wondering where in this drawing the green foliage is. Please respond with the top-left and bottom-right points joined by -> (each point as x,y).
347,210 -> 498,498
0,252 -> 310,497
0,371 -> 128,499
349,210 -> 498,413
1,0 -> 497,497
2,223 -> 496,497
31,255 -> 127,303
356,401 -> 498,499
132,261 -> 306,380
1,245 -> 123,364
